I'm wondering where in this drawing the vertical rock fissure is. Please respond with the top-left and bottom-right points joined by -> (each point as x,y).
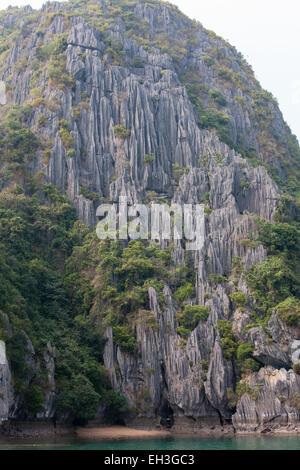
159,360 -> 174,429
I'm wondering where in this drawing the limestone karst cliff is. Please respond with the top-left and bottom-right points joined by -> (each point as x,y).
0,0 -> 300,433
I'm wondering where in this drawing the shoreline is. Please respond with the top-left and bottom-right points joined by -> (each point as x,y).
76,426 -> 300,440
76,425 -> 171,440
1,422 -> 300,441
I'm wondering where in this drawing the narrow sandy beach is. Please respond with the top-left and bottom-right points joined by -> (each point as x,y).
76,426 -> 171,440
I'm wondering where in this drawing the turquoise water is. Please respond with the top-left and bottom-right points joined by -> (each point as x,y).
1,435 -> 300,450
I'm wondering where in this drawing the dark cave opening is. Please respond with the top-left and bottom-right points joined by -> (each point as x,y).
160,400 -> 174,429
159,360 -> 174,428
224,417 -> 233,425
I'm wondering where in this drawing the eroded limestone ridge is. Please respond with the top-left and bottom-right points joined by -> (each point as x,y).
0,0 -> 300,433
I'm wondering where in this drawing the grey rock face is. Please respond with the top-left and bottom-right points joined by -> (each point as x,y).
0,312 -> 12,338
241,312 -> 300,370
0,13 -> 282,228
0,341 -> 13,423
104,286 -> 221,426
233,367 -> 300,432
0,317 -> 56,421
245,326 -> 291,369
7,331 -> 36,420
0,1 -> 299,429
37,342 -> 56,420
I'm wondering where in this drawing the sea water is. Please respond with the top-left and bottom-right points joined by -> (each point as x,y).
0,435 -> 300,450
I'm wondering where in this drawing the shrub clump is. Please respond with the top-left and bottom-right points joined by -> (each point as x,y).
24,384 -> 45,413
227,382 -> 261,409
177,305 -> 210,329
276,297 -> 300,328
114,125 -> 131,139
113,325 -> 138,354
229,292 -> 248,309
56,375 -> 100,424
236,342 -> 254,361
217,320 -> 238,359
103,390 -> 129,424
142,154 -> 155,164
209,88 -> 227,106
174,282 -> 195,302
58,119 -> 75,157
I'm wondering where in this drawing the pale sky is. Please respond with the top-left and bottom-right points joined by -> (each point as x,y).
1,0 -> 300,142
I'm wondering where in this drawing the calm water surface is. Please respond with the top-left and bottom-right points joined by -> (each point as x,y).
0,435 -> 300,450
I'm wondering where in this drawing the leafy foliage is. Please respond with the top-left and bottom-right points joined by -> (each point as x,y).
142,154 -> 156,164
227,382 -> 261,409
1,0 -> 300,422
56,375 -> 100,424
229,292 -> 248,308
59,119 -> 75,157
176,305 -> 210,336
113,325 -> 138,354
246,218 -> 300,317
174,282 -> 195,302
103,390 -> 129,424
24,384 -> 45,413
114,125 -> 131,139
0,106 -> 39,184
67,238 -> 192,334
276,297 -> 300,328
236,343 -> 254,361
258,221 -> 300,254
217,320 -> 238,359
246,256 -> 297,311
0,183 -> 123,420
209,88 -> 227,106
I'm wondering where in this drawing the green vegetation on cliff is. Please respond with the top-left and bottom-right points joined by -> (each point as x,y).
0,0 -> 300,423
1,0 -> 300,196
0,179 -> 127,422
245,215 -> 300,326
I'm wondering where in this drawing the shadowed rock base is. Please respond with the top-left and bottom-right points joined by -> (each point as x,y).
0,420 -> 75,439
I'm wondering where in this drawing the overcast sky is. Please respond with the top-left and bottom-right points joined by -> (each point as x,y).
1,0 -> 299,142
